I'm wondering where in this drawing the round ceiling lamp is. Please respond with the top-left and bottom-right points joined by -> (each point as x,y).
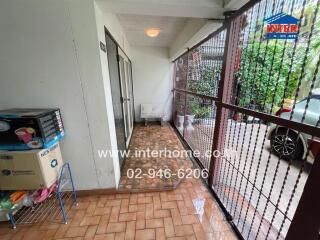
145,28 -> 160,38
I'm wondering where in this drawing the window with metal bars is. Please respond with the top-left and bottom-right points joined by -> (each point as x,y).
172,0 -> 320,239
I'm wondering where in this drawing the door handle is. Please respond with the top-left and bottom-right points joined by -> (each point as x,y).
121,97 -> 130,103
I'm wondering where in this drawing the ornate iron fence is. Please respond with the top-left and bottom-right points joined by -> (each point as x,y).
172,0 -> 320,239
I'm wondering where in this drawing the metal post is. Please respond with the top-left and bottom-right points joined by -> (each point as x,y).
67,163 -> 78,206
208,25 -> 230,188
8,213 -> 16,229
208,16 -> 242,188
182,49 -> 190,138
171,62 -> 177,125
57,191 -> 68,224
285,153 -> 320,240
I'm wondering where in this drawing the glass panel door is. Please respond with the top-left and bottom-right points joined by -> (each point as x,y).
118,49 -> 134,146
125,61 -> 134,133
105,32 -> 126,168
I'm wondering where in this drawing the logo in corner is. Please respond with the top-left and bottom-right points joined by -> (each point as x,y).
264,13 -> 299,40
51,159 -> 58,168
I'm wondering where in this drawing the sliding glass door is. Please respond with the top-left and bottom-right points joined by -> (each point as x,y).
105,31 -> 126,168
118,49 -> 134,147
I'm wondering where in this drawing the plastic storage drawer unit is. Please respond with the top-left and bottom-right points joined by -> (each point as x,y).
0,108 -> 64,150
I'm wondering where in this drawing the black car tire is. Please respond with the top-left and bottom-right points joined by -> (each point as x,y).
271,129 -> 304,161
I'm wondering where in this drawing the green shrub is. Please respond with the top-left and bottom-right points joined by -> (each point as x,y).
235,41 -> 302,112
187,65 -> 220,118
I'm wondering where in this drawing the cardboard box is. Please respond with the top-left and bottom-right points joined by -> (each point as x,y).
0,143 -> 63,190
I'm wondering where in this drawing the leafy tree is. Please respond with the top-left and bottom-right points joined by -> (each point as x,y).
188,64 -> 221,96
187,64 -> 221,118
235,41 -> 302,112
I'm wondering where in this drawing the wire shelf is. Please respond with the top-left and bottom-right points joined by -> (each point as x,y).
6,163 -> 77,229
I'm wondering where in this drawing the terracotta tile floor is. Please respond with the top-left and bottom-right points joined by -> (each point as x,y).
0,178 -> 238,240
0,123 -> 238,240
119,124 -> 193,191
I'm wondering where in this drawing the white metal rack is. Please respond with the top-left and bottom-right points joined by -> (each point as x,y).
5,163 -> 77,229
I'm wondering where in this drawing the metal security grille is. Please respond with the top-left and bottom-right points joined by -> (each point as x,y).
173,30 -> 226,169
172,0 -> 320,239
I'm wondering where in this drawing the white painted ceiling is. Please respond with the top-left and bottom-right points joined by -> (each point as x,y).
97,0 -> 225,47
117,14 -> 188,47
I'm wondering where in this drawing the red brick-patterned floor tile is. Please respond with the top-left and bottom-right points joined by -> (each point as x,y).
94,233 -> 115,240
65,226 -> 88,238
80,216 -> 101,226
146,218 -> 164,228
106,222 -> 126,233
118,124 -> 193,191
135,229 -> 156,240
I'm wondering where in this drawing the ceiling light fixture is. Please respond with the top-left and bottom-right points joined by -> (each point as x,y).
145,28 -> 160,38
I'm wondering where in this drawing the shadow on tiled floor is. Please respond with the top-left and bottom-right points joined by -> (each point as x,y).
0,178 -> 237,240
118,123 -> 193,192
0,122 -> 238,239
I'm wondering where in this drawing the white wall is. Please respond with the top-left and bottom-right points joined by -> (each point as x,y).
94,1 -> 131,58
131,46 -> 173,122
0,0 -> 120,190
169,19 -> 207,59
224,0 -> 248,10
169,19 -> 222,60
93,2 -> 133,188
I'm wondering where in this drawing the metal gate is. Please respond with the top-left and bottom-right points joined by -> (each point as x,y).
172,0 -> 320,239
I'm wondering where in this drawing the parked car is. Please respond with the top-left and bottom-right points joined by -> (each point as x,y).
267,88 -> 320,163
